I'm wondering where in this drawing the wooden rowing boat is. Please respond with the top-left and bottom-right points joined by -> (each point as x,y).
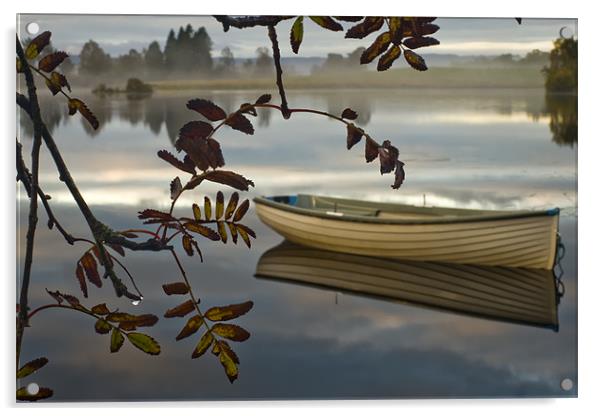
254,194 -> 560,269
255,241 -> 560,330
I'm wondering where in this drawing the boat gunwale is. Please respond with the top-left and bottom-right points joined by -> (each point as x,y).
254,195 -> 560,225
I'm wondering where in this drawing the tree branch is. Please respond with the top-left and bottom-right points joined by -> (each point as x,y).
267,25 -> 291,119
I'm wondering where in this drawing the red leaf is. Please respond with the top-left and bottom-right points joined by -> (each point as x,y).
203,170 -> 255,191
255,94 -> 272,105
177,121 -> 213,143
187,99 -> 227,121
347,124 -> 363,150
80,252 -> 102,288
225,113 -> 254,135
378,140 -> 400,174
392,160 -> 406,189
75,263 -> 88,297
157,150 -> 196,175
138,209 -> 174,221
38,51 -> 68,72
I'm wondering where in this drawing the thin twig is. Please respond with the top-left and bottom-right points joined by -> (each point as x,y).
267,25 -> 291,119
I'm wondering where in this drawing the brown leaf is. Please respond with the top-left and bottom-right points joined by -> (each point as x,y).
182,234 -> 194,256
157,150 -> 196,175
377,45 -> 401,71
227,222 -> 238,244
38,51 -> 68,72
225,113 -> 254,135
45,71 -> 71,95
177,120 -> 213,142
239,103 -> 257,116
105,312 -> 138,322
388,17 -> 404,45
17,357 -> 49,379
402,36 -> 440,50
16,386 -> 53,401
164,299 -> 197,318
46,289 -> 63,304
217,221 -> 228,244
361,32 -> 391,64
175,315 -> 203,341
418,23 -> 440,36
204,196 -> 212,220
215,191 -> 225,219
211,323 -> 250,342
95,319 -> 112,334
236,224 -> 256,248
91,303 -> 111,315
192,203 -> 202,221
225,192 -> 239,220
347,123 -> 363,150
187,99 -> 227,121
25,31 -> 51,60
255,94 -> 272,105
162,282 -> 190,295
345,17 -> 384,39
233,199 -> 250,222
170,177 -> 182,200
118,314 -> 158,330
177,136 -> 225,172
378,140 -> 400,174
333,16 -> 364,22
341,108 -> 359,120
67,98 -> 99,129
191,331 -> 214,358
80,252 -> 101,288
217,343 -> 239,383
290,16 -> 304,54
309,16 -> 343,31
203,170 -> 255,191
184,222 -> 221,241
365,136 -> 380,162
205,301 -> 254,322
403,49 -> 428,71
75,263 -> 87,297
138,209 -> 174,221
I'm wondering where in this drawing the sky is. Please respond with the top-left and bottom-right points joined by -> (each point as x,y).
18,14 -> 578,58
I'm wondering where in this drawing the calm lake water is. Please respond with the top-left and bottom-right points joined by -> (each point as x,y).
17,88 -> 577,400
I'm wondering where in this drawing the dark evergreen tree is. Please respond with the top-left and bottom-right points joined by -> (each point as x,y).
164,29 -> 177,71
145,41 -> 164,72
79,40 -> 112,75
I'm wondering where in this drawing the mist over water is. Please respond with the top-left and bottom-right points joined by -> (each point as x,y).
17,87 -> 577,400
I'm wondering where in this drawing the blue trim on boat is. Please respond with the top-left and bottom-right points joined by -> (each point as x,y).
267,195 -> 297,206
547,207 -> 560,216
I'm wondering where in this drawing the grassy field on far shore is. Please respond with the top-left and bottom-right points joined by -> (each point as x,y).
149,67 -> 545,91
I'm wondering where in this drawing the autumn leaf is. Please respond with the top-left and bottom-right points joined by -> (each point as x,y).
170,177 -> 182,200
25,31 -> 51,60
225,112 -> 254,135
290,16 -> 304,53
182,232 -> 194,255
105,312 -> 137,323
204,196 -> 212,220
217,221 -> 228,243
333,16 -> 364,22
164,299 -> 197,318
212,323 -> 250,342
225,192 -> 239,220
187,99 -> 227,121
162,282 -> 190,295
341,108 -> 358,120
138,209 -> 174,221
345,17 -> 384,39
110,328 -> 125,353
377,45 -> 401,71
402,36 -> 440,50
403,49 -> 428,71
218,345 -> 239,383
67,98 -> 99,129
80,252 -> 102,288
216,191 -> 225,219
38,51 -> 68,72
365,136 -> 380,162
392,160 -> 406,189
205,301 -> 254,322
178,120 -> 213,142
418,23 -> 440,36
236,224 -> 256,248
75,263 -> 87,297
191,331 -> 214,358
157,150 -> 196,175
126,332 -> 161,355
309,16 -> 343,31
347,123 -> 363,150
361,32 -> 391,64
184,222 -> 221,241
91,303 -> 110,315
46,289 -> 63,304
177,136 -> 225,172
17,357 -> 48,379
118,314 -> 159,330
227,222 -> 238,244
233,199 -> 250,222
107,243 -> 125,257
175,315 -> 203,341
388,17 -> 404,45
95,319 -> 112,334
255,94 -> 272,105
378,140 -> 400,174
45,71 -> 71,95
16,386 -> 53,401
203,170 -> 255,192
192,203 -> 202,221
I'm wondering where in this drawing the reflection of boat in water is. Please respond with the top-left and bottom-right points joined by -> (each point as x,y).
255,241 -> 561,330
254,194 -> 560,270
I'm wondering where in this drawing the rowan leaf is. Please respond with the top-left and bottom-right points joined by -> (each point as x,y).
225,192 -> 239,220
309,16 -> 343,31
392,160 -> 406,189
217,221 -> 228,244
377,45 -> 401,71
46,289 -> 63,304
182,234 -> 194,256
191,331 -> 214,358
184,222 -> 221,241
177,136 -> 225,171
341,108 -> 359,120
333,16 -> 364,22
403,49 -> 428,71
75,263 -> 87,297
164,299 -> 197,318
233,199 -> 250,222
91,303 -> 110,315
347,123 -> 363,150
236,224 -> 256,248
175,315 -> 203,341
187,99 -> 227,121
16,386 -> 53,401
105,312 -> 138,323
192,203 -> 202,221
211,323 -> 250,342
170,177 -> 182,200
345,17 -> 384,39
290,16 -> 304,54
204,196 -> 212,220
203,170 -> 255,191
216,191 -> 225,219
25,31 -> 51,60
95,319 -> 112,334
255,94 -> 272,105
118,314 -> 158,331
365,136 -> 380,162
126,332 -> 161,355
38,51 -> 68,72
45,71 -> 71,95
67,98 -> 99,129
138,209 -> 174,221
178,120 -> 213,142
17,357 -> 48,379
388,17 -> 404,45
418,23 -> 440,36
157,150 -> 196,175
227,222 -> 238,244
107,243 -> 125,257
110,328 -> 125,353
361,32 -> 391,64
80,252 -> 101,288
402,36 -> 440,50
378,140 -> 400,174
162,282 -> 189,295
205,301 -> 254,322
218,345 -> 239,383
225,113 -> 254,135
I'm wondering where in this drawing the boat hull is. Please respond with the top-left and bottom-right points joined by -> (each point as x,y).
255,201 -> 559,269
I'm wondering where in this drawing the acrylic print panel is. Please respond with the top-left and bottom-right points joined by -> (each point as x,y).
16,14 -> 577,401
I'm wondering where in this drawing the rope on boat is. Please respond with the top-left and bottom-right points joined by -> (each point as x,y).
554,232 -> 566,304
